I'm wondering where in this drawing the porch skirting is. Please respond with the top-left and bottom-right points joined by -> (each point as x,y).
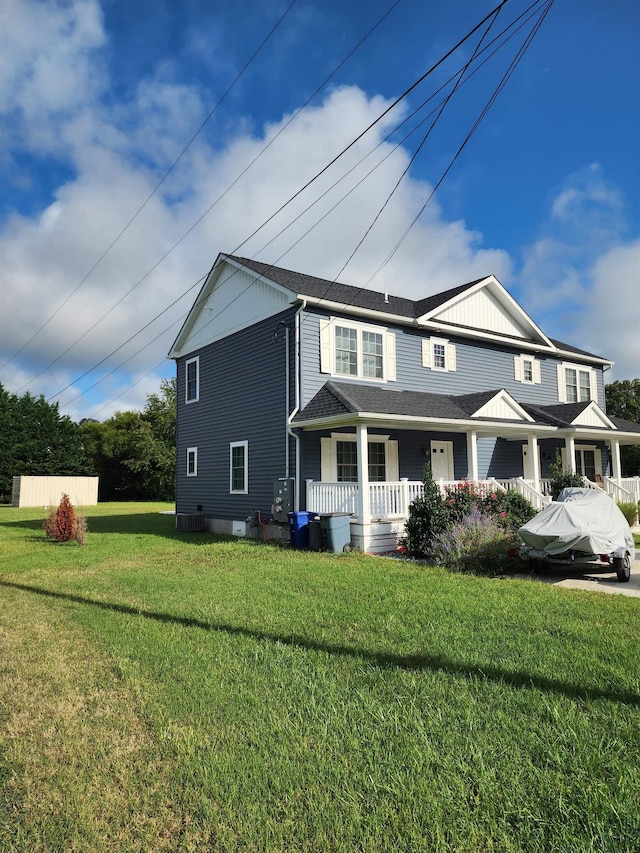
349,519 -> 407,555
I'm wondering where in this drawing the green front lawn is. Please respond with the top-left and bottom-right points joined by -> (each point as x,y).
1,503 -> 638,852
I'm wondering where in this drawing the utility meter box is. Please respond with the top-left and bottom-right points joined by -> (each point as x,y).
273,479 -> 294,523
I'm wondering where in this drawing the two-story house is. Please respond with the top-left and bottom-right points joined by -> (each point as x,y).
168,253 -> 640,552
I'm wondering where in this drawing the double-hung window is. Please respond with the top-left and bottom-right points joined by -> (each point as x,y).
185,357 -> 199,403
230,441 -> 248,494
422,337 -> 456,372
558,362 -> 595,403
514,353 -> 541,384
320,318 -> 395,382
322,434 -> 398,483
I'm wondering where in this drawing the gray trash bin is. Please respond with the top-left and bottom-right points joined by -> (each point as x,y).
319,513 -> 352,553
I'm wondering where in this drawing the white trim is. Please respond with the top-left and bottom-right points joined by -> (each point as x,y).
514,353 -> 541,385
185,356 -> 199,403
186,446 -> 198,477
320,317 -> 395,382
320,433 -> 399,481
229,440 -> 248,494
430,440 -> 454,480
558,361 -> 596,404
422,336 -> 456,372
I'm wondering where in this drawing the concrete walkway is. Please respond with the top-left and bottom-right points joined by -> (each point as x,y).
516,551 -> 640,598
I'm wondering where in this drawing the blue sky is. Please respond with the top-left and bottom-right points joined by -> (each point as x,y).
1,0 -> 638,421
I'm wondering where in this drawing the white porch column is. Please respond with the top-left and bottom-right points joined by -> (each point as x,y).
609,438 -> 622,480
528,434 -> 541,492
564,436 -> 576,473
356,424 -> 370,525
466,430 -> 479,481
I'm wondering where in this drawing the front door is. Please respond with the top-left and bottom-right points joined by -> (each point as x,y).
430,440 -> 454,481
522,444 -> 535,480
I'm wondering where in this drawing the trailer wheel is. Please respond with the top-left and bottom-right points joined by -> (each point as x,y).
613,554 -> 631,583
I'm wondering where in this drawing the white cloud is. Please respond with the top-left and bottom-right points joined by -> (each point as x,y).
514,164 -> 639,379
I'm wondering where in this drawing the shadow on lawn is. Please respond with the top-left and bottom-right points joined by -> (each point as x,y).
1,579 -> 638,708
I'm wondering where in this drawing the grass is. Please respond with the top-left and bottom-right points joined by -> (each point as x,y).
0,503 -> 639,852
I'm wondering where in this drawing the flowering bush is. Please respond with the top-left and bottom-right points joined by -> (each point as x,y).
404,473 -> 536,569
429,509 -> 515,575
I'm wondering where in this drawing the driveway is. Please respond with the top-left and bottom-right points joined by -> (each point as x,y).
516,551 -> 640,598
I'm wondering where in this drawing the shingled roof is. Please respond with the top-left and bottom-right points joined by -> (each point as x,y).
293,381 -> 564,427
228,254 -> 479,320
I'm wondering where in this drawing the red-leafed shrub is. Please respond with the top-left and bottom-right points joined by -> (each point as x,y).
44,493 -> 86,544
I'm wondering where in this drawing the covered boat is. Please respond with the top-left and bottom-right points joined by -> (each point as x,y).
518,487 -> 634,582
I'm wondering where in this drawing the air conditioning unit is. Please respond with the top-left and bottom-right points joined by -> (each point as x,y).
175,513 -> 205,532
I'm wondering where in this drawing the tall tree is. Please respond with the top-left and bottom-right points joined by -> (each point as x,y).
0,383 -> 92,503
80,378 -> 176,501
605,379 -> 640,476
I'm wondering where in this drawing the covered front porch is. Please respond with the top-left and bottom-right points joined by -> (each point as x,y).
302,426 -> 638,554
294,382 -> 640,553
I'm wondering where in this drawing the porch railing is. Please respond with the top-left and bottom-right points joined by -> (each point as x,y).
306,475 -> 637,523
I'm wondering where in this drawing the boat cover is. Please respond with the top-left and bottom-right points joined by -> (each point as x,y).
518,487 -> 634,556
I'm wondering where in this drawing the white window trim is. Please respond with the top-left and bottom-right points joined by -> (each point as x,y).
514,353 -> 541,384
560,444 -> 603,477
319,317 -> 396,382
185,356 -> 200,404
229,440 -> 248,494
320,433 -> 399,482
186,446 -> 198,477
556,361 -> 596,403
421,337 -> 456,373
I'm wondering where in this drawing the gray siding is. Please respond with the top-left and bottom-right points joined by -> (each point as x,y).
300,308 -> 606,409
175,307 -> 297,519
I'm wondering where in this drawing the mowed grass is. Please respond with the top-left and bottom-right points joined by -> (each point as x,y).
0,504 -> 638,852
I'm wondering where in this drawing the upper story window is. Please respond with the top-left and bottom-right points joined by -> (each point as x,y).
185,356 -> 199,403
320,318 -> 395,382
230,440 -> 248,494
422,337 -> 456,373
514,353 -> 541,384
557,362 -> 596,403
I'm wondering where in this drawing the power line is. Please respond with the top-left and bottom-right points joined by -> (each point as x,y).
1,0 -> 300,373
20,0 -> 403,401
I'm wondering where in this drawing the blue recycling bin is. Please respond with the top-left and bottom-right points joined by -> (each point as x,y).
287,511 -> 313,549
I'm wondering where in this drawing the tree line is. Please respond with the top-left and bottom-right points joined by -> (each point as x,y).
0,378 -> 176,503
1,377 -> 639,505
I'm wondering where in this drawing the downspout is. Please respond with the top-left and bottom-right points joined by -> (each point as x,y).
287,300 -> 306,510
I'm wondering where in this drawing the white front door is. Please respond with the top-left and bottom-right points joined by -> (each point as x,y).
430,441 -> 454,481
522,444 -> 535,480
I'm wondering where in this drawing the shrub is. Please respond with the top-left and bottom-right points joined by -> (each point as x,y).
44,493 -> 86,544
617,501 -> 638,526
430,509 -> 516,575
403,464 -> 450,557
483,489 -> 537,534
442,480 -> 484,522
548,451 -> 585,500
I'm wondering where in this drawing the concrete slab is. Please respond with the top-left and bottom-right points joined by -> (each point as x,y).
516,552 -> 640,598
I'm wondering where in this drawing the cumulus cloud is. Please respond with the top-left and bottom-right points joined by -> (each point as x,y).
0,0 -> 636,423
513,164 -> 639,379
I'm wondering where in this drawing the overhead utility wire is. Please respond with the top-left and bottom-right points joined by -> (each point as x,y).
157,0 -> 519,352
185,0 -> 545,347
55,0 -> 542,414
0,0 -> 300,372
32,0 -> 402,403
250,0 -> 546,267
330,2 -> 505,287
365,0 -> 555,287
